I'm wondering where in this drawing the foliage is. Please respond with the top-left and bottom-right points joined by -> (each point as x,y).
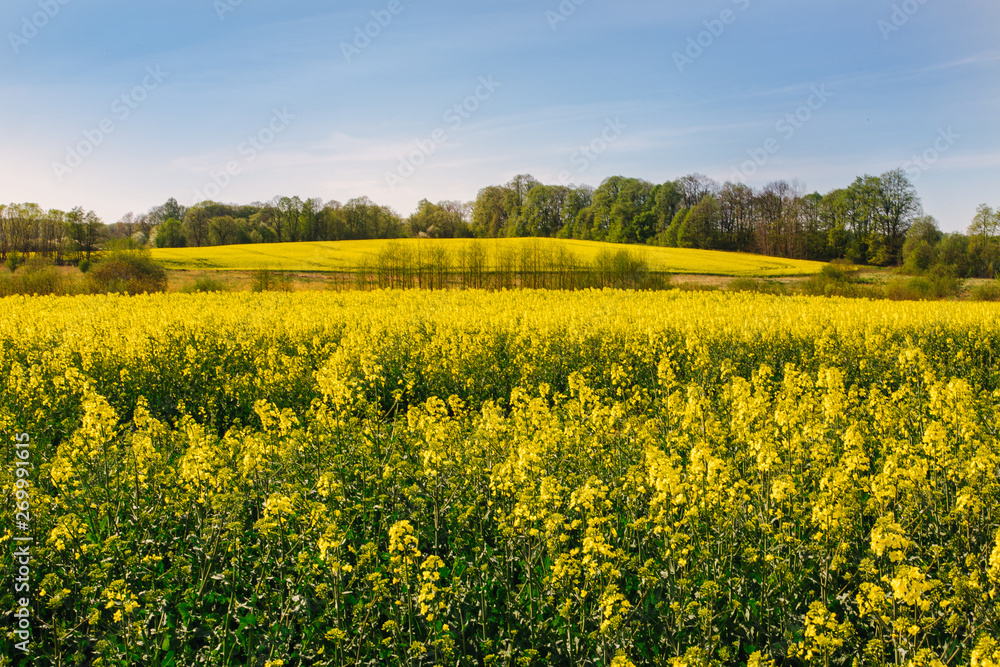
884,275 -> 963,301
153,217 -> 187,248
85,248 -> 167,295
0,257 -> 76,297
2,290 -> 1000,666
727,277 -> 790,296
250,268 -> 294,292
181,276 -> 230,293
408,199 -> 471,238
6,251 -> 23,273
801,263 -> 874,298
151,238 -> 825,278
969,280 -> 1000,302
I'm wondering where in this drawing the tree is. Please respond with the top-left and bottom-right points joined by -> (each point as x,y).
66,207 -> 103,260
652,181 -> 683,237
506,174 -> 541,209
676,173 -> 718,207
154,218 -> 187,248
937,233 -> 971,277
343,197 -> 403,239
522,185 -> 570,237
318,201 -> 347,241
147,198 -> 185,234
819,188 -> 852,261
842,176 -> 882,264
678,195 -> 720,249
902,215 -> 942,274
42,209 -> 69,262
968,204 -> 999,278
661,208 -> 689,247
208,216 -> 239,246
717,182 -> 754,251
558,186 -> 594,239
589,176 -> 655,242
873,168 -> 921,265
183,206 -> 211,247
273,196 -> 303,243
408,200 -> 470,238
471,186 -> 513,238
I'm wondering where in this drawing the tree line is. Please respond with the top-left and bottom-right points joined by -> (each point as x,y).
2,171 -> 997,276
470,170 -> 930,267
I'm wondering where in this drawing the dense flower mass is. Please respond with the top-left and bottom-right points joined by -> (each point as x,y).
1,290 -> 999,666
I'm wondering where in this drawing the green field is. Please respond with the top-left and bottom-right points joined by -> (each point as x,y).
150,238 -> 827,276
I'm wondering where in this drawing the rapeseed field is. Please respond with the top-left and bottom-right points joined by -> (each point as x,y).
1,290 -> 998,666
150,238 -> 825,277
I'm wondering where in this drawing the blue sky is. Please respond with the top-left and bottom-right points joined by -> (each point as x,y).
1,0 -> 997,231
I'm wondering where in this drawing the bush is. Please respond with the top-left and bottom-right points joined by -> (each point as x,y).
78,259 -> 92,273
884,275 -> 962,301
801,264 -> 874,298
675,282 -> 719,292
20,258 -> 63,295
727,277 -> 789,296
182,276 -> 230,293
86,249 -> 167,295
6,251 -> 24,273
590,249 -> 660,289
250,268 -> 293,293
0,257 -> 76,297
969,281 -> 1000,302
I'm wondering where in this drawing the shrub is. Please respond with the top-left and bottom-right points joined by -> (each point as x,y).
801,264 -> 874,298
675,282 -> 719,292
19,258 -> 64,295
182,276 -> 230,293
727,277 -> 789,296
250,268 -> 294,293
86,249 -> 167,295
0,257 -> 76,297
6,251 -> 24,273
78,258 -> 92,273
590,249 -> 658,289
884,275 -> 962,301
969,281 -> 1000,302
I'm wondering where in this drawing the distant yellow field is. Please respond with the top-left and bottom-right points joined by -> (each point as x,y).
150,238 -> 826,276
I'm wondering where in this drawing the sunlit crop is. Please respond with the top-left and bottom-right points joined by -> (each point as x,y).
150,238 -> 826,277
1,290 -> 998,666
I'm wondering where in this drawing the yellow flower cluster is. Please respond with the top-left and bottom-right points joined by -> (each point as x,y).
1,289 -> 998,665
